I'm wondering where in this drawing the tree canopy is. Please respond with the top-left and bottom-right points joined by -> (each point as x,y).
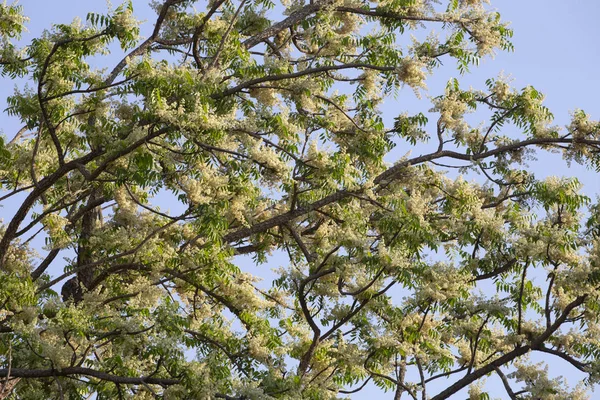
1,0 -> 600,398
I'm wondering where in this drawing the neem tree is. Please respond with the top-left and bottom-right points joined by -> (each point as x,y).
1,0 -> 600,398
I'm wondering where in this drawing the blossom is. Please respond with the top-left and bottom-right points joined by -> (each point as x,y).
431,88 -> 470,137
396,57 -> 428,94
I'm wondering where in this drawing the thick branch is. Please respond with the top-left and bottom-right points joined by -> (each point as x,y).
0,367 -> 178,386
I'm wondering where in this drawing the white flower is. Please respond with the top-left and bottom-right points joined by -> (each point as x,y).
396,57 -> 428,95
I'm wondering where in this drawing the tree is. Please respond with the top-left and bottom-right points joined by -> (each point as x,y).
0,0 -> 599,398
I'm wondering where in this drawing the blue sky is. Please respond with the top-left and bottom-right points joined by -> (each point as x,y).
1,0 -> 599,398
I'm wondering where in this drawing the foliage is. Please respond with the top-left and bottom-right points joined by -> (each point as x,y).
0,0 -> 600,399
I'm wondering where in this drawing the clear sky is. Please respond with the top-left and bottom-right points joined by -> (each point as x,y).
1,0 -> 599,398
